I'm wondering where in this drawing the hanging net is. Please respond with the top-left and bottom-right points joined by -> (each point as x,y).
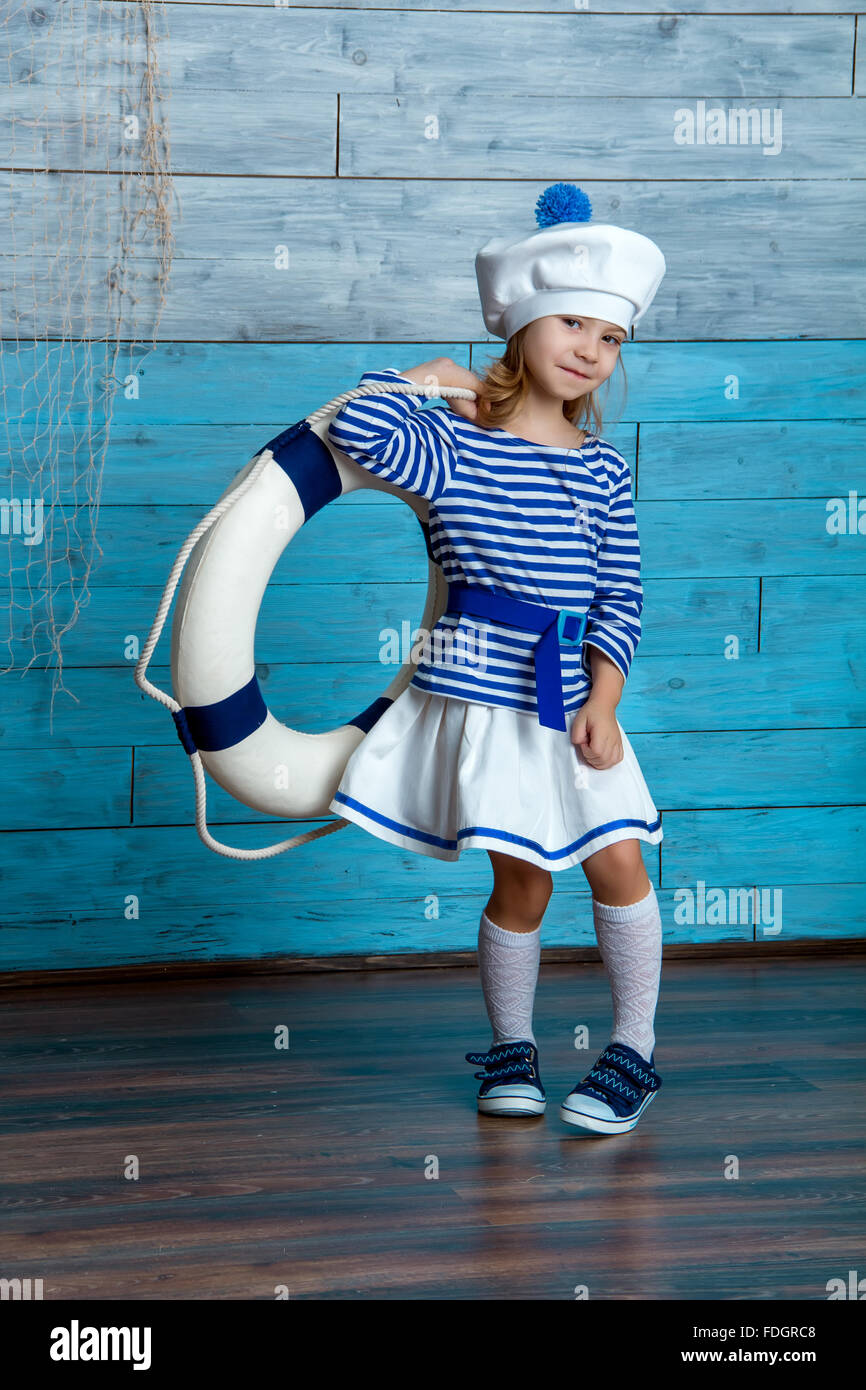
1,0 -> 174,731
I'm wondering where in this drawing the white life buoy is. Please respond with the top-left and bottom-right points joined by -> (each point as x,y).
134,380 -> 476,859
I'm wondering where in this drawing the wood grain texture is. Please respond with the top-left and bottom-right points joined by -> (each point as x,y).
8,91 -> 862,179
8,498 -> 863,587
1,883 -> 864,971
2,2 -> 863,971
0,958 -> 863,1300
146,0 -> 866,11
5,341 -> 865,421
0,576 -> 758,667
7,417 -> 865,505
0,648 -> 863,750
4,178 -> 865,339
129,727 -> 866,826
5,9 -> 853,95
0,85 -> 337,176
339,95 -> 865,179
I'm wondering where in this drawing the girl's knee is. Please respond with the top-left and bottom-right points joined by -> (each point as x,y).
489,851 -> 553,916
582,838 -> 649,898
589,839 -> 641,876
518,873 -> 554,918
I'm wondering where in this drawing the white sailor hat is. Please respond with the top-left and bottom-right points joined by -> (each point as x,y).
475,183 -> 666,341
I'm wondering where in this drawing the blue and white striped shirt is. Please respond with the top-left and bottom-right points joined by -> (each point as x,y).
328,367 -> 643,722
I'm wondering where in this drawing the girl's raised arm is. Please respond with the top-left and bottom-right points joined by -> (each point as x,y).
328,362 -> 468,503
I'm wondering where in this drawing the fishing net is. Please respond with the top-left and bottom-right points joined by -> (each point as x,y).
1,0 -> 174,730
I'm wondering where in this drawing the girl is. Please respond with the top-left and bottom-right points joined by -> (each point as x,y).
327,183 -> 666,1137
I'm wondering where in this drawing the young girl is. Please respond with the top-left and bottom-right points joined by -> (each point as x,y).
327,183 -> 666,1137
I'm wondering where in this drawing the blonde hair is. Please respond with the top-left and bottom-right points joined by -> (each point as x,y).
472,325 -> 627,438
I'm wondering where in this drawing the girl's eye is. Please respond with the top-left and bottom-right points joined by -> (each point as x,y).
562,317 -> 622,346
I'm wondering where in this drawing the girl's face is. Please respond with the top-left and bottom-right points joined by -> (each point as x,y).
522,314 -> 625,401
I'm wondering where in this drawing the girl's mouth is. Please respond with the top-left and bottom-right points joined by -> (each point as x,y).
561,366 -> 589,380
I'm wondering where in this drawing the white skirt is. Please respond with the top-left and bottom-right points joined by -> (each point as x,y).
329,685 -> 663,873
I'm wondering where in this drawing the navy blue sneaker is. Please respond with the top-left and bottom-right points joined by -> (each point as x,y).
464,1039 -> 546,1116
559,1042 -> 662,1135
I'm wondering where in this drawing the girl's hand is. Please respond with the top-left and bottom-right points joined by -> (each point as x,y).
399,357 -> 484,422
570,699 -> 623,770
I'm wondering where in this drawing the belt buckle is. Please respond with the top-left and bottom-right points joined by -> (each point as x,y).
557,607 -> 586,646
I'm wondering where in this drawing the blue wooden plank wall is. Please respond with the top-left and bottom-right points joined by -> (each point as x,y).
1,2 -> 864,972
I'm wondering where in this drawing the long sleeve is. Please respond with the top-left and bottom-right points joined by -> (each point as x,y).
327,367 -> 460,502
581,454 -> 643,685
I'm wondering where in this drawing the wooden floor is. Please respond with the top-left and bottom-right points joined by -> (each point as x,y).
1,953 -> 863,1300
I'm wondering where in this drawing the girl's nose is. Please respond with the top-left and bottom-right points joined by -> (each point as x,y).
574,341 -> 598,364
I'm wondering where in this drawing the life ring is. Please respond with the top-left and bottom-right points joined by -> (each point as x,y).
134,380 -> 476,859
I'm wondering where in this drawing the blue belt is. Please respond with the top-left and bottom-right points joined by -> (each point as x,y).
443,581 -> 588,732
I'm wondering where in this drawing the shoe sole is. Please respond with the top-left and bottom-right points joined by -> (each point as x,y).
479,1095 -> 546,1116
477,1083 -> 546,1116
558,1089 -> 657,1134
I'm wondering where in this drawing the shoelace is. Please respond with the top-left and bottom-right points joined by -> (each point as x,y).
464,1041 -> 538,1083
572,1044 -> 660,1115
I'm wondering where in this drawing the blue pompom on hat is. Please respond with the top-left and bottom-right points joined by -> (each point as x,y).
534,182 -> 593,228
475,182 -> 665,341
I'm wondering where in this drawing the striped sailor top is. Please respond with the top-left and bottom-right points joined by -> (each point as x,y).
327,367 -> 643,723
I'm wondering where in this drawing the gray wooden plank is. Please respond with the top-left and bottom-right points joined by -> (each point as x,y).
7,87 -> 861,180
340,96 -> 865,178
3,178 -> 865,340
161,1 -> 865,12
0,86 -> 336,176
5,10 -> 852,96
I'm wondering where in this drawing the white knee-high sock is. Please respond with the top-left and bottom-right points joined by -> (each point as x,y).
477,909 -> 541,1047
592,882 -> 662,1064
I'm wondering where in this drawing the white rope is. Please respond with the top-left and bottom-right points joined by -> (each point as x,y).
134,380 -> 477,860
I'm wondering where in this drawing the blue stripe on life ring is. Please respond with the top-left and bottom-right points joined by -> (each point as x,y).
349,696 -> 392,733
260,419 -> 343,520
179,673 -> 268,753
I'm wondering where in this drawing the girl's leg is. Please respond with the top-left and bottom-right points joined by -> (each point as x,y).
478,850 -> 553,1045
581,840 -> 662,1064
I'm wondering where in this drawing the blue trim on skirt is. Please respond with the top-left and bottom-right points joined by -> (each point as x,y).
331,790 -> 662,862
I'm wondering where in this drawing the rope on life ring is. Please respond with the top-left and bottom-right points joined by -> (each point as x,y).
134,379 -> 477,860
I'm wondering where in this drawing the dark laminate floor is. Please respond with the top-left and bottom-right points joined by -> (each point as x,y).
1,954 -> 863,1299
